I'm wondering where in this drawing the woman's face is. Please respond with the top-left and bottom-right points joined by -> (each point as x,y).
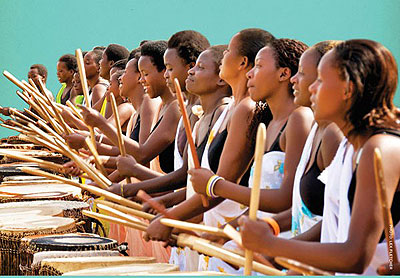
164,48 -> 191,93
138,55 -> 166,99
99,52 -> 111,79
186,50 -> 220,96
309,50 -> 348,124
290,49 -> 318,107
246,46 -> 280,102
109,72 -> 121,97
84,52 -> 100,79
56,61 -> 74,84
219,33 -> 243,83
72,73 -> 83,94
120,59 -> 141,99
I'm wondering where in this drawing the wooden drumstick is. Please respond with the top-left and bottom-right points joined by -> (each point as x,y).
374,148 -> 399,264
160,218 -> 228,238
75,48 -> 97,152
176,234 -> 285,276
174,78 -> 208,207
274,256 -> 333,276
244,123 -> 266,275
20,167 -> 143,210
83,210 -> 147,232
109,93 -> 131,184
85,137 -> 108,176
137,189 -> 174,218
96,203 -> 148,228
66,100 -> 85,121
9,108 -> 36,124
95,199 -> 154,221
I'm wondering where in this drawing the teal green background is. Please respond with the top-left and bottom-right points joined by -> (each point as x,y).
1,0 -> 399,138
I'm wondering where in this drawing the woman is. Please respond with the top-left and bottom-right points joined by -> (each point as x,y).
238,39 -> 400,274
56,54 -> 76,105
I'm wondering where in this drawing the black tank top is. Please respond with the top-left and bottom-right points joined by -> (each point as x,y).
300,143 -> 325,216
348,129 -> 400,242
267,122 -> 287,153
150,116 -> 175,173
130,115 -> 140,142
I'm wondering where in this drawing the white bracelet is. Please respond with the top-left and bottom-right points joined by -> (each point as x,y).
98,134 -> 104,144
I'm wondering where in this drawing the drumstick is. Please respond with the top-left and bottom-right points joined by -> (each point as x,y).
75,48 -> 97,153
3,70 -> 32,92
9,108 -> 36,124
109,93 -> 131,184
85,137 -> 108,176
83,210 -> 147,232
95,199 -> 154,220
137,189 -> 174,218
0,123 -> 25,133
38,78 -> 73,135
19,167 -> 143,210
374,148 -> 399,264
66,100 -> 85,121
177,234 -> 285,276
96,203 -> 148,228
244,123 -> 266,275
173,78 -> 208,207
274,257 -> 333,276
23,108 -> 42,122
16,90 -> 30,103
160,218 -> 228,238
0,150 -> 65,173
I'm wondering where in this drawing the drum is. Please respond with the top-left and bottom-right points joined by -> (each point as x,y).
0,149 -> 64,164
0,206 -> 63,218
0,183 -> 81,203
20,234 -> 118,275
0,143 -> 37,150
0,200 -> 90,229
0,162 -> 39,180
155,271 -> 233,276
1,175 -> 64,185
39,256 -> 156,275
0,216 -> 76,275
62,263 -> 180,276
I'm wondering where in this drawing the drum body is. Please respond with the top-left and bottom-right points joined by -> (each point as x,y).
20,234 -> 118,275
39,256 -> 156,275
0,216 -> 76,275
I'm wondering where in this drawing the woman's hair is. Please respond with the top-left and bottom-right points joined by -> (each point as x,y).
332,39 -> 398,135
237,28 -> 275,67
140,40 -> 168,72
247,38 -> 308,150
310,40 -> 342,65
167,30 -> 210,65
207,45 -> 232,95
58,54 -> 77,72
88,49 -> 104,65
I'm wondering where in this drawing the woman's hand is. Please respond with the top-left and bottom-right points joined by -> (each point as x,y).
107,183 -> 124,196
238,215 -> 274,255
63,133 -> 87,150
63,160 -> 82,176
78,105 -> 105,128
116,155 -> 138,178
144,216 -> 173,245
187,168 -> 215,195
377,262 -> 400,275
142,195 -> 166,215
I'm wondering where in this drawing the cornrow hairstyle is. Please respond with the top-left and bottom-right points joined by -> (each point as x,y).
104,44 -> 130,63
88,49 -> 104,65
333,39 -> 398,136
237,28 -> 275,67
93,46 -> 106,51
128,47 -> 141,61
58,54 -> 77,72
167,30 -> 210,65
30,64 -> 48,79
111,59 -> 128,70
140,40 -> 168,72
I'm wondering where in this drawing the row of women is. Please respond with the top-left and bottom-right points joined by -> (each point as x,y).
7,28 -> 399,275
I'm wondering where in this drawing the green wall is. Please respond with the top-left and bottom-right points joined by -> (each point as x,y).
1,0 -> 399,138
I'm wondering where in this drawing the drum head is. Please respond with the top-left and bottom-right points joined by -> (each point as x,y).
0,206 -> 63,217
0,184 -> 80,201
0,216 -> 76,233
30,235 -> 117,251
62,263 -> 180,276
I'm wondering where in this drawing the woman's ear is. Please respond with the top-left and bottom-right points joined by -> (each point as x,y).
343,81 -> 354,100
278,67 -> 291,82
239,56 -> 249,70
217,78 -> 227,86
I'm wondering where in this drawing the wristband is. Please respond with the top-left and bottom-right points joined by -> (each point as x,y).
121,184 -> 124,197
206,175 -> 218,198
98,134 -> 104,144
206,175 -> 224,198
262,217 -> 280,236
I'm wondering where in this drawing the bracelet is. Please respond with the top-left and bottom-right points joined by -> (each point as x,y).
262,217 -> 280,236
206,175 -> 224,198
121,184 -> 124,197
98,134 -> 104,144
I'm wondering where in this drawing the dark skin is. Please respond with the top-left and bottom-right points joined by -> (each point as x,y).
56,61 -> 74,102
144,33 -> 256,243
84,51 -> 108,109
189,46 -> 314,213
237,50 -> 400,274
109,49 -> 232,198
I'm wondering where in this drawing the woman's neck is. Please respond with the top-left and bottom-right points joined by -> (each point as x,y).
159,86 -> 176,105
267,87 -> 296,122
130,90 -> 145,111
200,89 -> 230,115
87,74 -> 100,88
230,74 -> 250,105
